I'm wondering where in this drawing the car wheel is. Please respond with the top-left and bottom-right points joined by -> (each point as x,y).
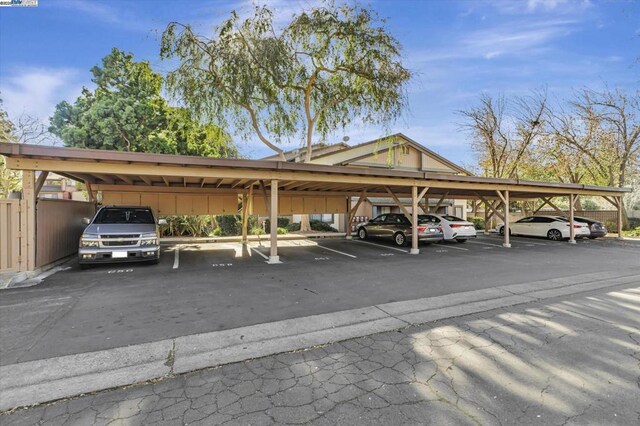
456,238 -> 467,243
547,229 -> 563,241
588,236 -> 596,239
394,232 -> 406,247
358,228 -> 367,240
499,227 -> 504,236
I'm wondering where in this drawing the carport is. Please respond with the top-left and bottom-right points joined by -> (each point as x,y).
0,142 -> 630,273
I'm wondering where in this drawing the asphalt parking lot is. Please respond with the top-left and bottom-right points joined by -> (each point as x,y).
1,234 -> 638,366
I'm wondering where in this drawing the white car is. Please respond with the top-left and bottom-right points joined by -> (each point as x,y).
496,215 -> 590,241
419,214 -> 477,243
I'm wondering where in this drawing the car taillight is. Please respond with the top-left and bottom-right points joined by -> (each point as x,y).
566,224 -> 582,228
450,224 -> 463,228
417,226 -> 426,232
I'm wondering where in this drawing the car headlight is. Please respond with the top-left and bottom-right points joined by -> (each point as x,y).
80,234 -> 99,247
140,233 -> 158,246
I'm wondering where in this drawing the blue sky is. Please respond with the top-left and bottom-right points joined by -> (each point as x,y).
1,0 -> 638,166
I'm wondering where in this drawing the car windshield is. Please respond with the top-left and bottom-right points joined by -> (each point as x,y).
441,215 -> 464,222
93,208 -> 155,224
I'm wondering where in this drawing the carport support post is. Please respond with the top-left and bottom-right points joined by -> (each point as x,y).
21,170 -> 37,271
410,186 -> 419,255
497,190 -> 511,248
617,196 -> 623,240
568,194 -> 576,244
268,180 -> 281,264
483,200 -> 489,235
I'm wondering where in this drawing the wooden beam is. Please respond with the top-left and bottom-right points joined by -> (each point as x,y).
93,173 -> 115,184
348,190 -> 368,226
411,185 -> 419,254
116,175 -> 134,185
602,196 -> 618,209
215,179 -> 224,188
85,180 -> 95,203
34,171 -> 49,196
8,157 -> 628,198
268,180 -> 280,263
161,176 -> 170,186
385,186 -> 413,225
139,175 -> 152,186
616,196 -> 623,239
475,194 -> 505,222
540,197 -> 567,217
432,192 -> 449,213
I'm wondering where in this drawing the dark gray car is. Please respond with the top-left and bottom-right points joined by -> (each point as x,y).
357,213 -> 444,246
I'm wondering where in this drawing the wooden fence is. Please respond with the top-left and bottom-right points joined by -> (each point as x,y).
0,199 -> 20,272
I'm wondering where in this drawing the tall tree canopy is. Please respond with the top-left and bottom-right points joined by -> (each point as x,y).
160,1 -> 411,161
49,48 -> 237,158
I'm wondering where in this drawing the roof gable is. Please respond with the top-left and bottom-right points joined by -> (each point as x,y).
309,133 -> 471,175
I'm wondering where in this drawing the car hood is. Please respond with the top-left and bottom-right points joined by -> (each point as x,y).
83,224 -> 157,235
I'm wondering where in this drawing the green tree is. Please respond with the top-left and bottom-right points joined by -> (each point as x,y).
0,98 -> 19,197
160,1 -> 411,161
50,48 -> 236,158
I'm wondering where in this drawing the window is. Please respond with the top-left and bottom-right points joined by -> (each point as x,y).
441,215 -> 464,222
531,217 -> 555,223
516,217 -> 534,223
419,215 -> 440,224
94,208 -> 155,224
370,215 -> 387,223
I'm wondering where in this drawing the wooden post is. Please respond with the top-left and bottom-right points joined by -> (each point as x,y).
21,170 -> 37,271
241,194 -> 248,244
497,190 -> 510,248
568,194 -> 576,244
617,196 -> 623,240
483,200 -> 489,234
410,185 -> 419,255
268,180 -> 281,264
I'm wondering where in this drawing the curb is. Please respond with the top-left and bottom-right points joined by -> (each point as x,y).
1,268 -> 638,411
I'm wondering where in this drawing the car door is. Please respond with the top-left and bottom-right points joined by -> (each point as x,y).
530,217 -> 551,236
512,217 -> 534,235
382,214 -> 401,239
367,214 -> 387,237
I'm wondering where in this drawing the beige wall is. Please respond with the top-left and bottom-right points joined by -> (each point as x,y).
36,199 -> 96,268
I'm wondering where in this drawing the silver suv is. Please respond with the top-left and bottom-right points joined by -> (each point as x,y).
78,206 -> 165,266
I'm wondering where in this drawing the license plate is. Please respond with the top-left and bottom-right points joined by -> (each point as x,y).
112,252 -> 128,259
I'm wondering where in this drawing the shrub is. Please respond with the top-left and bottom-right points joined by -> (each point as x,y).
210,227 -> 223,236
215,215 -> 242,236
604,220 -> 618,233
286,222 -> 301,232
250,227 -> 266,235
623,226 -> 640,237
277,227 -> 288,235
265,217 -> 291,230
310,220 -> 338,232
161,215 -> 214,237
468,216 -> 485,230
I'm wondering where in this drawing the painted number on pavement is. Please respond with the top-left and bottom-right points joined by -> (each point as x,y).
380,253 -> 394,257
107,269 -> 133,274
314,257 -> 330,261
212,263 -> 233,267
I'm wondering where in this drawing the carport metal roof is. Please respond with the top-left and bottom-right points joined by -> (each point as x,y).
0,143 -> 630,199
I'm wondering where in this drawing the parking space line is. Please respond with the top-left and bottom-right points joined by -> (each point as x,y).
316,244 -> 357,258
467,240 -> 506,248
250,247 -> 269,260
172,246 -> 180,269
437,244 -> 469,251
353,239 -> 409,253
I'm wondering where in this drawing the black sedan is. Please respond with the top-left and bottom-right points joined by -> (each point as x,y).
357,213 -> 444,246
572,216 -> 608,239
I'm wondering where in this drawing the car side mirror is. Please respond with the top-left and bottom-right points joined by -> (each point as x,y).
82,217 -> 91,225
158,219 -> 167,226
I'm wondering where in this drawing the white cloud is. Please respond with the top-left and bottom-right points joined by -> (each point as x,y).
49,0 -> 154,32
1,67 -> 86,127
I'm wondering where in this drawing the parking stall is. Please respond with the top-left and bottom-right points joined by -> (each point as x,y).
0,141 -> 631,276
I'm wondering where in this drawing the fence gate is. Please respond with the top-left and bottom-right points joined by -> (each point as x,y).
0,199 -> 20,272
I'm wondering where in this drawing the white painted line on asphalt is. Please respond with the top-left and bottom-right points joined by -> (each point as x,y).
467,240 -> 505,248
317,244 -> 357,258
250,247 -> 269,260
353,239 -> 409,253
438,244 -> 469,251
173,247 -> 180,269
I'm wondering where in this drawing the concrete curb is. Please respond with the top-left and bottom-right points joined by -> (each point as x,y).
1,268 -> 638,411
